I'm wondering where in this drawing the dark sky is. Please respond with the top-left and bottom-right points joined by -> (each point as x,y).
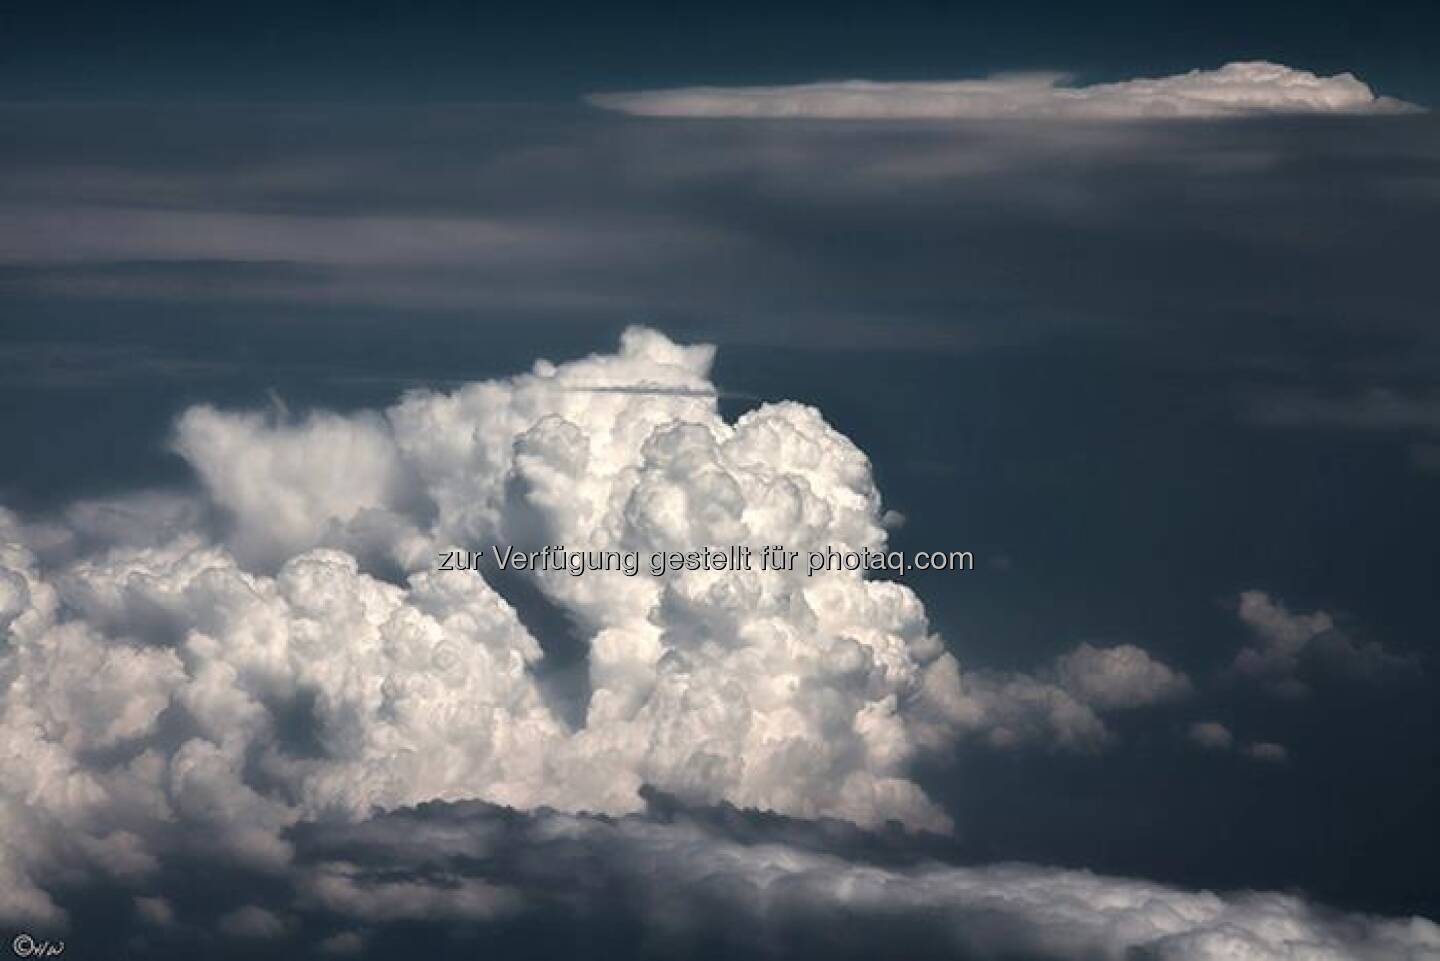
2,4 -> 1439,959
4,100 -> 1438,910
3,0 -> 1439,104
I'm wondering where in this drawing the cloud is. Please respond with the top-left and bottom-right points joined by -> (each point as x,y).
0,329 -> 1219,928
4,100 -> 1437,362
938,666 -> 1112,750
1246,388 -> 1440,432
1244,742 -> 1290,763
217,905 -> 292,939
1234,590 -> 1336,691
0,208 -> 649,268
1188,722 -> 1288,762
1,329 -> 1028,924
172,405 -> 423,569
936,642 -> 1191,751
133,895 -> 176,928
23,796 -> 1436,958
588,62 -> 1419,120
1233,590 -> 1418,696
268,801 -> 1440,959
1189,721 -> 1235,751
318,931 -> 366,955
299,862 -> 520,922
1054,642 -> 1192,710
0,330 -> 1434,954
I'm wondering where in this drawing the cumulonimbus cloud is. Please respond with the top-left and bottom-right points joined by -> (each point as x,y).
0,328 -> 1192,927
0,329 -> 1434,956
587,61 -> 1420,120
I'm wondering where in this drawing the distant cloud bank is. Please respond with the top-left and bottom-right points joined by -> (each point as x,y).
588,61 -> 1420,120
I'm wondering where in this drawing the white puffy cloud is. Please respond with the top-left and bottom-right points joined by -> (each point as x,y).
588,62 -> 1419,120
1054,642 -> 1192,710
932,664 -> 1111,750
0,329 -> 1010,923
926,641 -> 1191,751
172,406 -> 423,570
0,331 -> 1432,952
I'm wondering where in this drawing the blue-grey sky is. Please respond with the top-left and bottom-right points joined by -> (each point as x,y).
1,5 -> 1439,960
3,0 -> 1439,104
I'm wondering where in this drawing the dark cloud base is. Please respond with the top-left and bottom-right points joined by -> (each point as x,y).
34,793 -> 1438,961
6,794 -> 973,961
